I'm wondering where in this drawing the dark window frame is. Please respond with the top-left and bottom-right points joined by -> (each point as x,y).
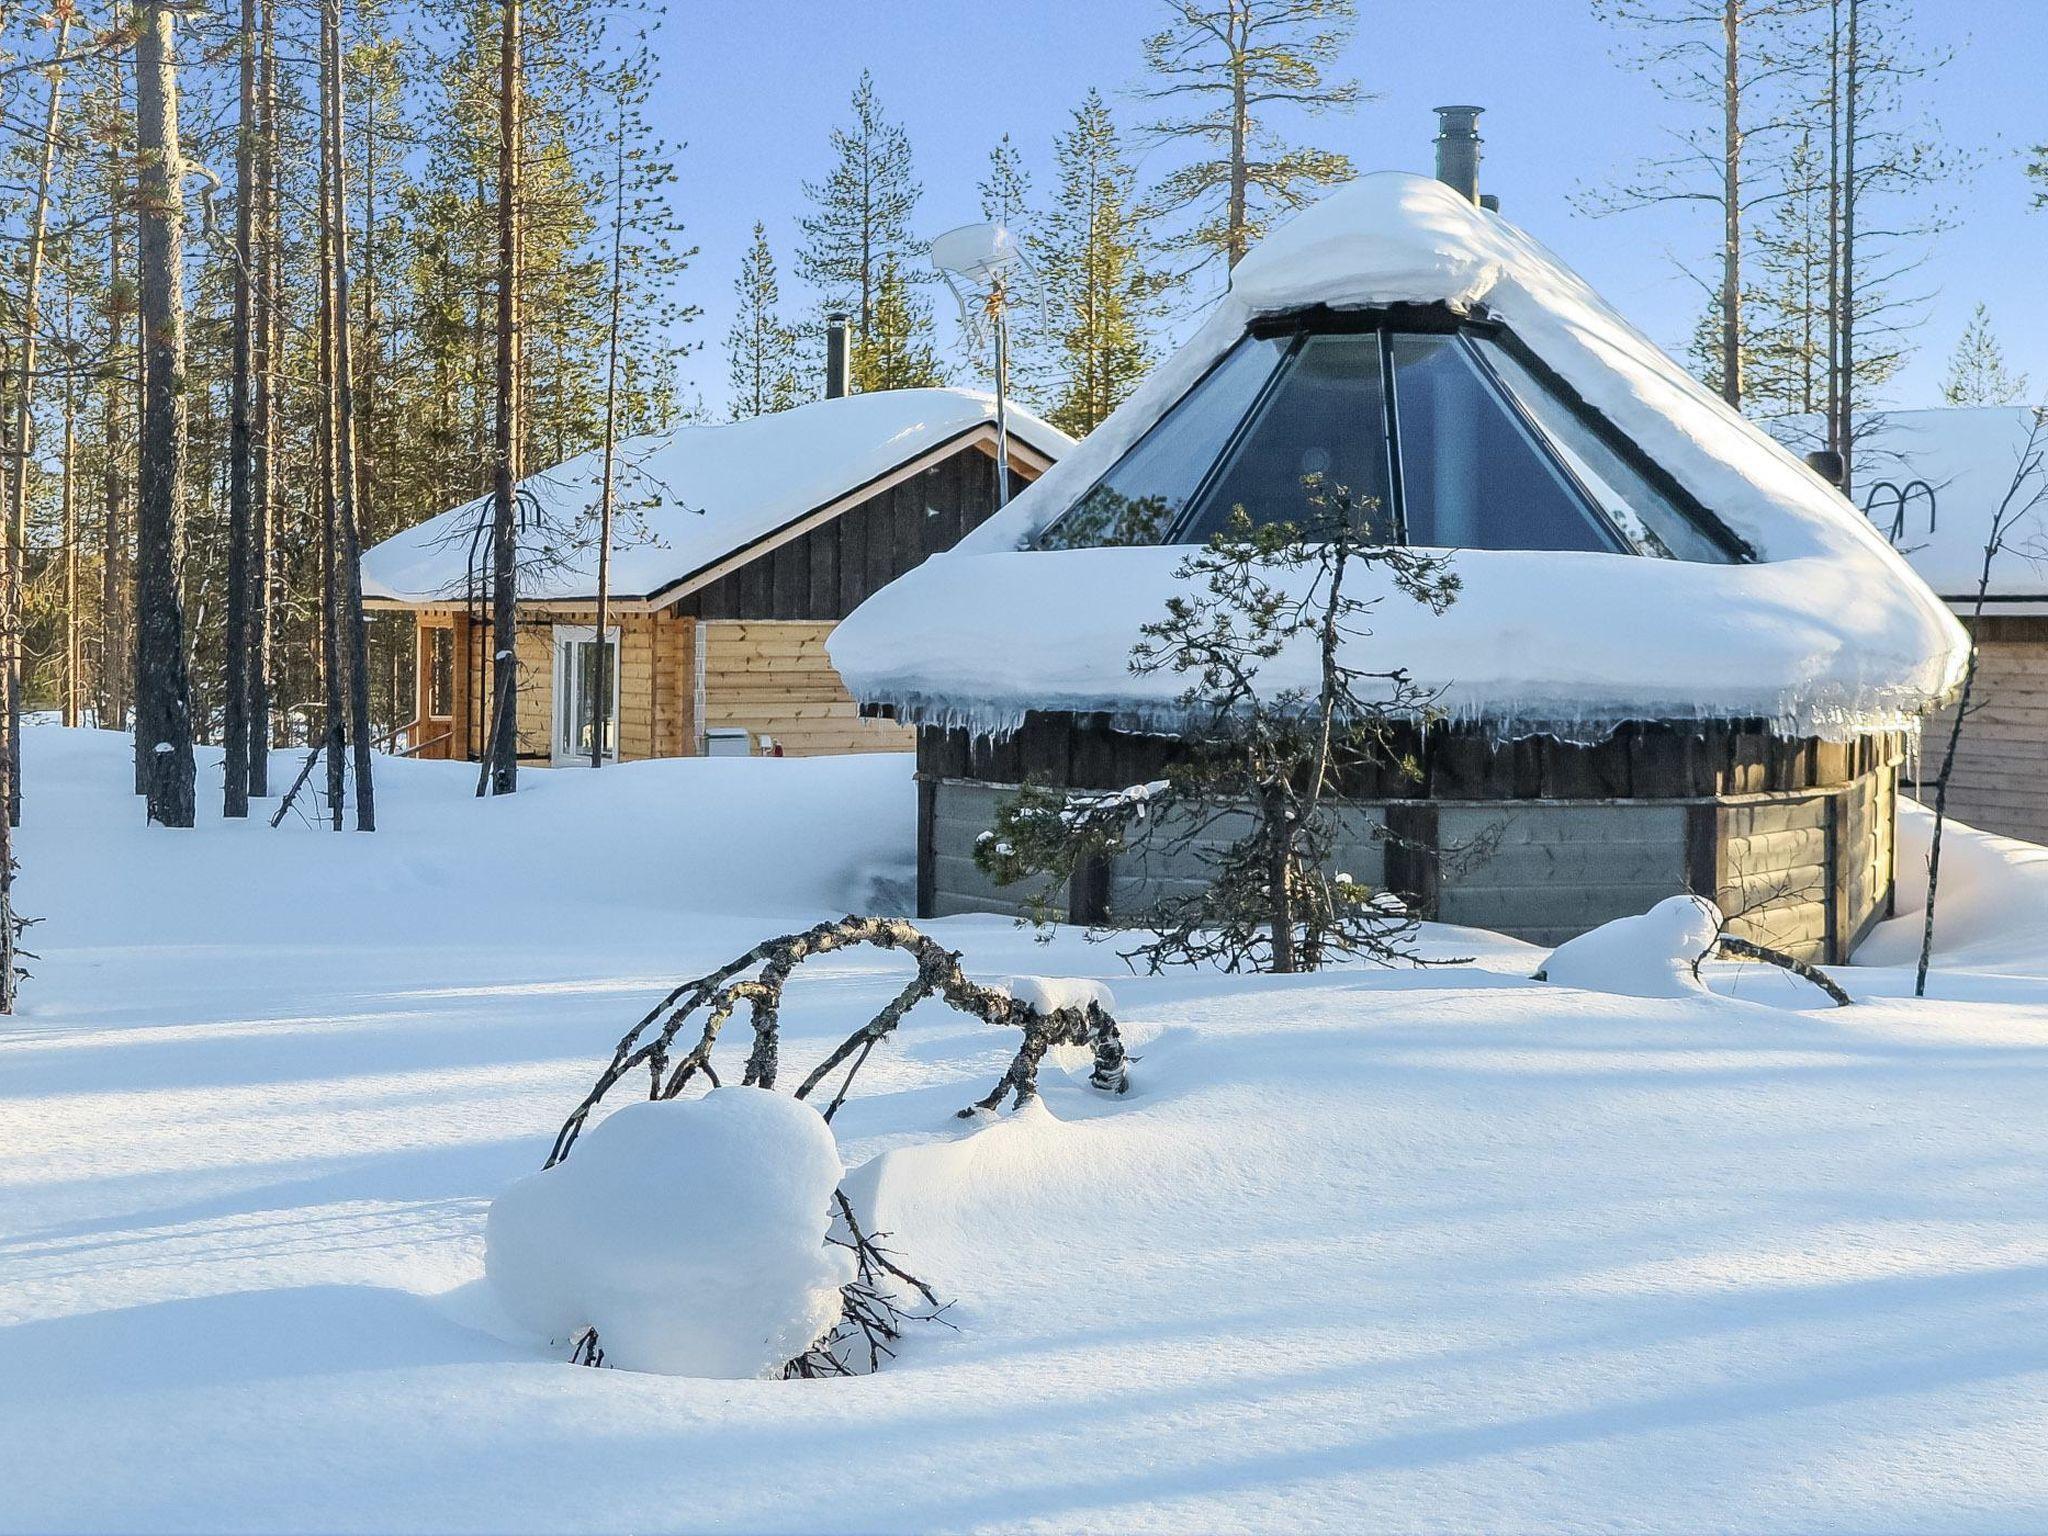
1036,303 -> 1753,563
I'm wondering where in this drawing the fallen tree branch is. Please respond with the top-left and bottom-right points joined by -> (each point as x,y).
545,915 -> 1131,1169
1715,934 -> 1855,1008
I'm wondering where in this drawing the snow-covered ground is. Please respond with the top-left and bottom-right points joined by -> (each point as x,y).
2,727 -> 2044,1534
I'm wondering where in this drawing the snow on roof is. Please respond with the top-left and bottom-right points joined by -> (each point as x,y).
831,174 -> 1968,743
1767,407 -> 2048,605
360,388 -> 1071,607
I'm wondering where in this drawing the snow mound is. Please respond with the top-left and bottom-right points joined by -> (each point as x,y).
484,1089 -> 854,1378
1855,799 -> 2048,972
1538,895 -> 1722,1000
1000,976 -> 1117,1016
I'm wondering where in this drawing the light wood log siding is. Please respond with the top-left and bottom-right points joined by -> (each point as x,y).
396,442 -> 1037,765
697,620 -> 912,757
1910,616 -> 2048,845
428,609 -> 693,762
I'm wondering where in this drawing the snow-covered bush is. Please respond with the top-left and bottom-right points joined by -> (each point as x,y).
486,1088 -> 854,1378
1537,895 -> 1722,1000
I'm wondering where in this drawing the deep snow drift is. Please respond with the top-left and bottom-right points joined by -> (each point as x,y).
486,1091 -> 853,1378
2,726 -> 2045,1534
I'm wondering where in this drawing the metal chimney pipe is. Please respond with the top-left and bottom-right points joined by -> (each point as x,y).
825,312 -> 850,398
1433,105 -> 1483,206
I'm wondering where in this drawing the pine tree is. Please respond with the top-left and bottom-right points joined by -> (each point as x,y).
1940,304 -> 2028,407
727,222 -> 802,418
850,255 -> 944,393
1746,129 -> 1832,418
1034,90 -> 1162,437
1585,0 -> 1815,411
799,70 -> 922,351
1139,0 -> 1361,273
979,133 -> 1031,226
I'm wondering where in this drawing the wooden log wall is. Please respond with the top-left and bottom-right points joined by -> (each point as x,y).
1910,615 -> 2048,844
697,620 -> 912,757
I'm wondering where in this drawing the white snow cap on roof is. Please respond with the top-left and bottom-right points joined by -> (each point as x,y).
1769,407 -> 2048,605
831,173 -> 1968,743
359,388 -> 1070,607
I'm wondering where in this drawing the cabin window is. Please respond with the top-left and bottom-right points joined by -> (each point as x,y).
1037,335 -> 1289,550
1033,316 -> 1737,562
1471,337 -> 1729,563
424,626 -> 454,719
1390,334 -> 1622,554
552,625 -> 619,764
1179,332 -> 1394,545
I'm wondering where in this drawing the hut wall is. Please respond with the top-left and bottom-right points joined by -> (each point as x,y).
1908,615 -> 2048,845
916,716 -> 1908,964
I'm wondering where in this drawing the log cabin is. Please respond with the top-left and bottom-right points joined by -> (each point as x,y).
1771,406 -> 2048,847
359,386 -> 1068,764
828,133 -> 1969,964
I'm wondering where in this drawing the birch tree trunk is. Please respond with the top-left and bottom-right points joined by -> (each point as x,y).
132,1 -> 198,829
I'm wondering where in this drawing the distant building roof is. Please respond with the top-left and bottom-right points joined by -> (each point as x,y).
361,388 -> 1071,608
1768,407 -> 2048,609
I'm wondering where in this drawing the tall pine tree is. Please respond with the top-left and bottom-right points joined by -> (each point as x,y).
727,222 -> 802,418
1139,0 -> 1361,273
1940,304 -> 2028,407
799,71 -> 922,354
1034,90 -> 1162,437
850,254 -> 944,393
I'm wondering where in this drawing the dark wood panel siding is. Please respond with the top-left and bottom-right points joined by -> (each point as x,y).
917,715 -> 1906,803
673,444 -> 1011,623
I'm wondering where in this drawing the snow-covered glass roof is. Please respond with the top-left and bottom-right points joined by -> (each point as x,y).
831,175 -> 1970,743
1039,314 -> 1728,560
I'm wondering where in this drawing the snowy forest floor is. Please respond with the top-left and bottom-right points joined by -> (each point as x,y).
2,726 -> 2045,1534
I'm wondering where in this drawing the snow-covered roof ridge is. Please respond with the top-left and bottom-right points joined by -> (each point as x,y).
832,173 -> 1969,741
360,387 -> 1072,607
1768,406 -> 2048,604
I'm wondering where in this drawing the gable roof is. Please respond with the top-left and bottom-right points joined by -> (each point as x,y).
360,388 -> 1070,609
830,173 -> 1968,744
1768,407 -> 2048,608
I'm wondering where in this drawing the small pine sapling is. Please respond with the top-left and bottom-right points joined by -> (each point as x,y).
979,479 -> 1460,974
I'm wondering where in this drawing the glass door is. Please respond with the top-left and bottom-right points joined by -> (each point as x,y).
552,626 -> 619,764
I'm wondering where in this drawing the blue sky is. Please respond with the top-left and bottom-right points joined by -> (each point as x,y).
656,0 -> 2046,419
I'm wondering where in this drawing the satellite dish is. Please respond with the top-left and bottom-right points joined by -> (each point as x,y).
930,221 -> 1041,510
929,222 -> 1023,287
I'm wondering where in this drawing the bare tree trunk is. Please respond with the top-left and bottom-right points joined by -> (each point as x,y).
248,0 -> 276,795
590,112 -> 625,770
6,7 -> 72,823
223,0 -> 258,817
1720,0 -> 1743,409
1263,782 -> 1297,973
132,2 -> 198,829
1834,0 -> 1859,496
325,0 -> 375,831
317,1 -> 345,830
1226,1 -> 1249,267
99,52 -> 130,736
487,0 -> 523,796
61,311 -> 78,728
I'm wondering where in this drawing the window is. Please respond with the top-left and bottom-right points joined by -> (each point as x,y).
1472,337 -> 1731,563
1179,332 -> 1394,545
424,627 -> 454,719
1037,335 -> 1289,550
553,626 -> 619,764
1390,334 -> 1622,554
1033,313 -> 1737,562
